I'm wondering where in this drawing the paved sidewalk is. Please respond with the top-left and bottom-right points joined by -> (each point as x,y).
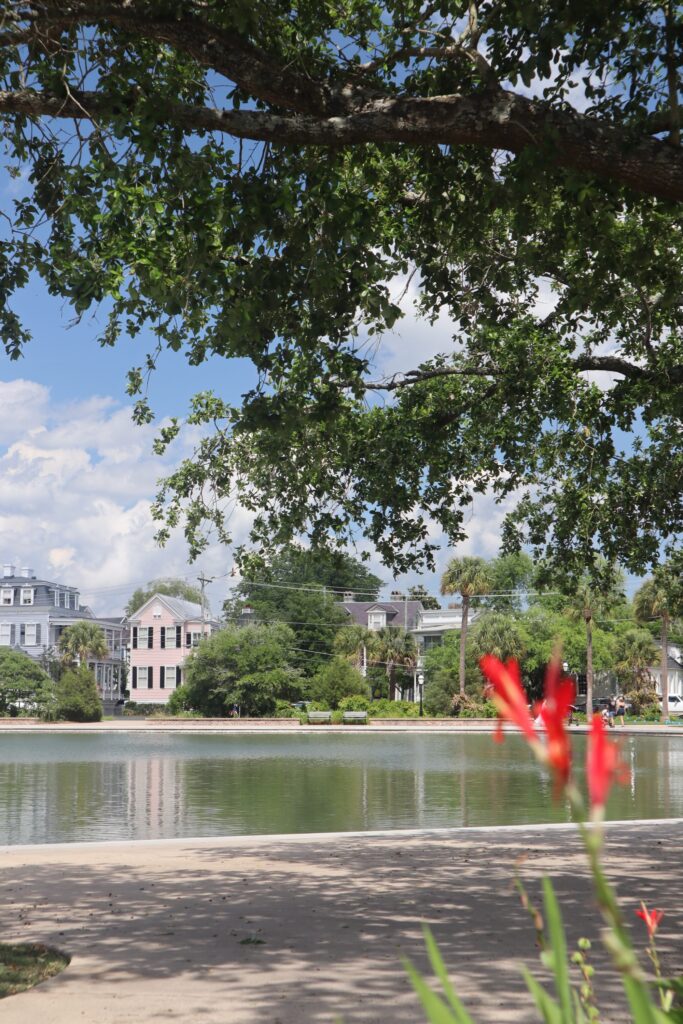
2,822 -> 682,1023
2,719 -> 683,735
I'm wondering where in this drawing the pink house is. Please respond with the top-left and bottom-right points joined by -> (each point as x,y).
127,594 -> 220,703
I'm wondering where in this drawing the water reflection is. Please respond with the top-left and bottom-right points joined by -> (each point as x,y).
0,733 -> 681,845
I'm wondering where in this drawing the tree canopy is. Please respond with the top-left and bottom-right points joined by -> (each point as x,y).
1,1 -> 681,573
125,578 -> 203,616
182,621 -> 302,715
224,545 -> 382,675
0,648 -> 54,717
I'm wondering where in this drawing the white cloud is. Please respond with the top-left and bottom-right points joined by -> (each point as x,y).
0,380 -> 252,616
0,379 -> 50,444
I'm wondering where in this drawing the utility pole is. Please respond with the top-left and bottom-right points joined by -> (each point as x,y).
197,570 -> 213,628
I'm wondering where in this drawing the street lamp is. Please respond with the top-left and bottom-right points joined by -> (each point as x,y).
417,673 -> 425,717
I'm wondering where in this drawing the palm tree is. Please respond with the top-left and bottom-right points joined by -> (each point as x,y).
566,564 -> 624,720
615,628 -> 658,695
440,556 -> 493,697
371,627 -> 417,701
333,625 -> 378,676
58,621 -> 108,669
634,561 -> 683,721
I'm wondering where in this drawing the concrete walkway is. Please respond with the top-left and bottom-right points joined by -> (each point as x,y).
2,821 -> 682,1023
3,719 -> 683,735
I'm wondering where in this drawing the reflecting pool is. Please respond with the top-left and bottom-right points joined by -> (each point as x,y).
0,732 -> 682,844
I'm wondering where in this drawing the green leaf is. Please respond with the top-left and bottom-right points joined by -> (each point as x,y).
422,927 -> 477,1024
522,967 -> 563,1024
403,958 -> 468,1024
542,878 -> 573,1024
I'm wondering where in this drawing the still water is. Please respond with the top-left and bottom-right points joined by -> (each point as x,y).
0,732 -> 682,845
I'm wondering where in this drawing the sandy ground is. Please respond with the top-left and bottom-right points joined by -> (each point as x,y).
1,821 -> 682,1024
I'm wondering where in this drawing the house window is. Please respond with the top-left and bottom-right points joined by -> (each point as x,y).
25,623 -> 37,645
161,666 -> 177,689
138,627 -> 154,648
367,611 -> 386,631
136,666 -> 150,689
21,588 -> 34,606
0,623 -> 10,646
1,589 -> 14,606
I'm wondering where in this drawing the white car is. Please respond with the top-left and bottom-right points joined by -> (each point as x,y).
658,694 -> 683,717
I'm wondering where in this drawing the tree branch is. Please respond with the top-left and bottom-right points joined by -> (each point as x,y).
23,0 -> 338,115
361,353 -> 678,393
2,82 -> 683,202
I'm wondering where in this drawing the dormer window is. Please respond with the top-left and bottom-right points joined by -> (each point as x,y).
368,610 -> 386,630
1,589 -> 13,606
20,588 -> 34,606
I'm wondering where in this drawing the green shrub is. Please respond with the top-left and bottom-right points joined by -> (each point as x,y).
331,709 -> 343,724
308,657 -> 369,709
338,695 -> 371,712
368,699 -> 419,718
274,698 -> 298,718
637,702 -> 661,721
306,699 -> 331,711
423,673 -> 455,716
123,701 -> 166,716
54,667 -> 102,722
167,686 -> 194,715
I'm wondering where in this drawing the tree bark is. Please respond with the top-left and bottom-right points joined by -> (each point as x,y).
585,613 -> 593,720
660,613 -> 669,722
459,596 -> 469,698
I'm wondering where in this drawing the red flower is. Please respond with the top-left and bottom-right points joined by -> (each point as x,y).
479,656 -> 537,744
538,660 -> 575,791
636,904 -> 664,939
587,713 -> 629,810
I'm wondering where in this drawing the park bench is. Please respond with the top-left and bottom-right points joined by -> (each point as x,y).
342,711 -> 368,724
307,710 -> 332,724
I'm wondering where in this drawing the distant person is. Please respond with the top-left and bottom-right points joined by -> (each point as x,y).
616,696 -> 626,726
601,707 -> 611,728
607,696 -> 616,728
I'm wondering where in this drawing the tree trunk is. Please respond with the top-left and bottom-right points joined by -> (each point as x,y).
388,663 -> 396,702
661,613 -> 669,722
585,613 -> 594,720
459,596 -> 469,697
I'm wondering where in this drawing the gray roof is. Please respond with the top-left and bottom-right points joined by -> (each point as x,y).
128,593 -> 213,623
342,600 -> 423,632
1,573 -> 77,590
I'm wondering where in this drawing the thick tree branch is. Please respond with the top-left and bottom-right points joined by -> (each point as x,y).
362,353 -> 678,392
2,83 -> 683,203
21,0 -> 338,115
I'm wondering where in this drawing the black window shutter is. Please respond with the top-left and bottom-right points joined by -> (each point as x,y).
160,627 -> 165,649
20,624 -> 25,644
10,624 -> 15,645
147,627 -> 153,649
147,669 -> 153,688
176,666 -> 181,687
132,627 -> 138,650
132,667 -> 137,689
176,625 -> 181,648
36,623 -> 41,645
185,632 -> 191,647
159,666 -> 165,689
